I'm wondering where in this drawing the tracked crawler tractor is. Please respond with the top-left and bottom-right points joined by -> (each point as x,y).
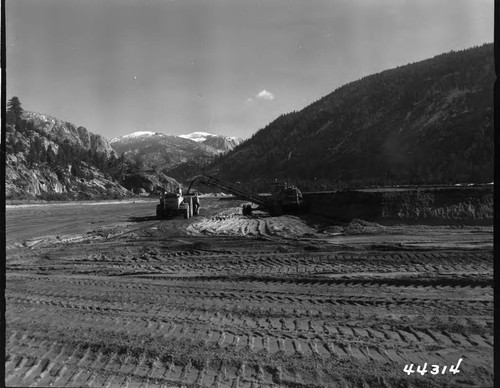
187,174 -> 303,216
156,191 -> 200,219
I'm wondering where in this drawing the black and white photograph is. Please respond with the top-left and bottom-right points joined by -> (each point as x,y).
4,0 -> 494,387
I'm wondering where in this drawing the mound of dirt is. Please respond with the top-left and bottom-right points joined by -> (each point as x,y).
322,219 -> 387,236
186,206 -> 319,239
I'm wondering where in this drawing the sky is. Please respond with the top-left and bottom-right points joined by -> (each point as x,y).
6,0 -> 494,140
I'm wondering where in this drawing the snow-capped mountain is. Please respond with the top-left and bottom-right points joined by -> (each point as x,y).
179,131 -> 243,151
178,131 -> 214,142
110,131 -> 156,143
109,130 -> 243,173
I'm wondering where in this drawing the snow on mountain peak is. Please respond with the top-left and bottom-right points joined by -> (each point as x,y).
110,131 -> 158,143
124,131 -> 157,138
178,131 -> 216,142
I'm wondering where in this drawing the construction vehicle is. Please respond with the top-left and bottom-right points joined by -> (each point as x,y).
268,180 -> 304,215
156,189 -> 200,219
187,174 -> 303,216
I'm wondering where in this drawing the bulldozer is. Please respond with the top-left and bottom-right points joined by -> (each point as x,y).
156,189 -> 200,219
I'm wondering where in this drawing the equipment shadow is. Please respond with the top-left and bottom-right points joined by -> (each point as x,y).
128,215 -> 159,222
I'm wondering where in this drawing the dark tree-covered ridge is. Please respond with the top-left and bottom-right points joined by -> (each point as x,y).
207,44 -> 494,191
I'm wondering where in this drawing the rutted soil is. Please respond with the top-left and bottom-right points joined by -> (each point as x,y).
5,197 -> 494,387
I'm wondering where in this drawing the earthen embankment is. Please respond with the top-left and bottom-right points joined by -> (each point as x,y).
303,185 -> 493,225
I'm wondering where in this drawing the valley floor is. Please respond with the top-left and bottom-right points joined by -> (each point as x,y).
5,198 -> 493,387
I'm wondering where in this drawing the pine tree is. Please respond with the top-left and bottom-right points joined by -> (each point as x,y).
26,142 -> 38,167
71,162 -> 81,178
46,145 -> 56,165
13,140 -> 24,154
7,96 -> 24,125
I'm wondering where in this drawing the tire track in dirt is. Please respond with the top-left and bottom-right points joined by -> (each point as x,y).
7,253 -> 493,287
8,274 -> 486,298
7,292 -> 492,364
7,252 -> 494,380
7,339 -> 248,387
6,305 -> 493,385
6,283 -> 493,318
132,274 -> 493,289
8,249 -> 493,290
7,275 -> 492,384
10,244 -> 493,263
6,323 -> 491,388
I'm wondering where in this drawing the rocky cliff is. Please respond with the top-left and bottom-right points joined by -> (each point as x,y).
5,110 -> 130,200
5,153 -> 129,200
23,111 -> 114,155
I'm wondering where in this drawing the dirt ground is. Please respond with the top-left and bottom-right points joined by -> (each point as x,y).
5,197 -> 493,387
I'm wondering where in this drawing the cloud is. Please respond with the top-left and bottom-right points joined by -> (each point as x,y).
256,89 -> 275,100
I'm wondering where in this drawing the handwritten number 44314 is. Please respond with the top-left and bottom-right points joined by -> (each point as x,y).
404,358 -> 462,376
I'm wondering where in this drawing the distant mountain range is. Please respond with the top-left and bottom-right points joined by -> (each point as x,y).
109,131 -> 243,178
205,44 -> 494,191
5,108 -> 241,199
6,44 -> 493,199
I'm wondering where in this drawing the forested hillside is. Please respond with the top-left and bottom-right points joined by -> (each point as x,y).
5,99 -> 178,199
206,44 -> 494,191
